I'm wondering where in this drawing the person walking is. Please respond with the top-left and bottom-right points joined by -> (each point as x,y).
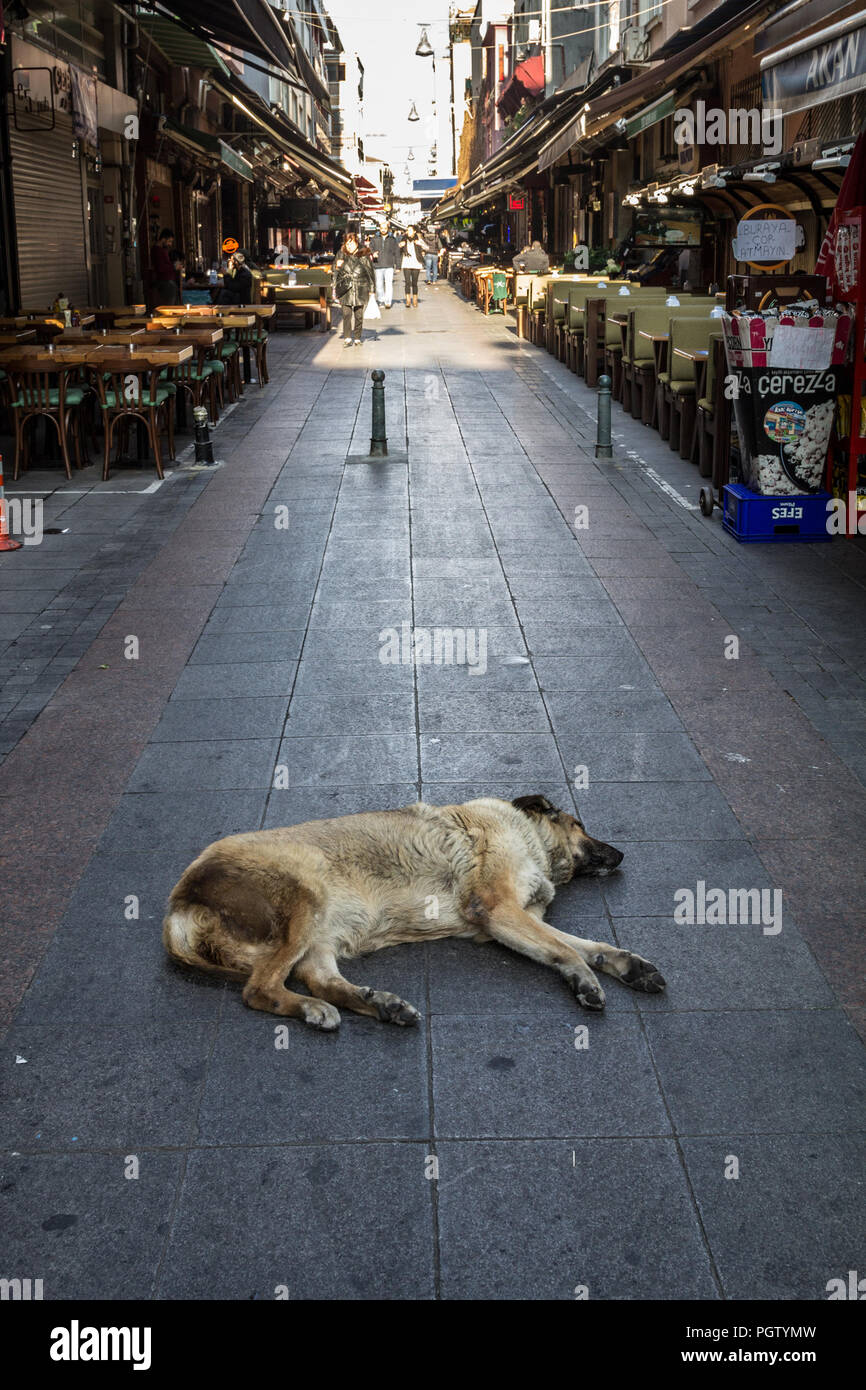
370,223 -> 400,308
333,233 -> 375,346
424,228 -> 439,284
399,226 -> 426,308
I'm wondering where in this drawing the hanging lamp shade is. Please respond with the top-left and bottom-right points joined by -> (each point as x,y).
408,102 -> 420,122
415,27 -> 434,58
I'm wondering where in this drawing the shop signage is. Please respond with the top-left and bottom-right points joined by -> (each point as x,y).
508,193 -> 525,211
625,91 -> 676,141
11,67 -> 56,131
222,236 -> 240,254
732,204 -> 797,270
761,15 -> 866,118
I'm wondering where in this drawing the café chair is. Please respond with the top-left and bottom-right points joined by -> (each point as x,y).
7,363 -> 90,481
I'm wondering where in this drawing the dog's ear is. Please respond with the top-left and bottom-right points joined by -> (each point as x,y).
513,794 -> 558,818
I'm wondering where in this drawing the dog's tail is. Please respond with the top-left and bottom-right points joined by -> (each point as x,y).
163,845 -> 321,981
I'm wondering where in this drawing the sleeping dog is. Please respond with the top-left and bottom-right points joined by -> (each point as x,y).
164,794 -> 665,1028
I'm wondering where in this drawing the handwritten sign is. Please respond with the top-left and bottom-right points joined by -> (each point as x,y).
732,217 -> 796,268
768,324 -> 835,369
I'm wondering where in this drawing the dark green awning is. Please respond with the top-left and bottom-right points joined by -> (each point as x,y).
138,16 -> 229,73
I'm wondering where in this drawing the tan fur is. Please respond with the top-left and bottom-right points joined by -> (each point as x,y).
163,795 -> 665,1027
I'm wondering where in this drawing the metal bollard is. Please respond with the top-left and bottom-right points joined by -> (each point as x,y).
193,406 -> 215,465
595,374 -> 613,460
369,370 -> 388,457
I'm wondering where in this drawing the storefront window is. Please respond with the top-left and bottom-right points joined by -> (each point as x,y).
23,2 -> 107,78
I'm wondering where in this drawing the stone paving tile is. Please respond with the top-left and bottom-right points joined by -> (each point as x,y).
644,1009 -> 866,1134
198,1007 -> 429,1144
156,1144 -> 434,1300
436,1139 -> 718,1300
0,1152 -> 183,1300
612,916 -> 834,1012
431,1014 -> 670,1139
0,1022 -> 217,1148
680,1135 -> 866,1299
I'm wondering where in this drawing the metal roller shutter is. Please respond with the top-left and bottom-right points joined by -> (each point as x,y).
9,115 -> 89,308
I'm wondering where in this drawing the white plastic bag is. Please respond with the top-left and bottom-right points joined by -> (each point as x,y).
364,294 -> 381,321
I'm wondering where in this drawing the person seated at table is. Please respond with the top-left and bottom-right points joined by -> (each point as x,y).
513,240 -> 549,274
215,251 -> 253,305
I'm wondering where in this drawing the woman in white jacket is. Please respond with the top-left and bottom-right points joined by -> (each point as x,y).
399,227 -> 427,309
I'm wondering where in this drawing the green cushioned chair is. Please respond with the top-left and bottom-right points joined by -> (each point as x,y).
100,386 -> 173,408
12,385 -> 87,408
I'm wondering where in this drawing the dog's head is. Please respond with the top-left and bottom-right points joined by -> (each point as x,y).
512,794 -> 624,882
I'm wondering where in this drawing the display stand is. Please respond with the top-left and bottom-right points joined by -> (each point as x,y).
698,272 -> 829,518
826,207 -> 865,530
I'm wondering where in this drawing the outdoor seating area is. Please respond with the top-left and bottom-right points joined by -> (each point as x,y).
516,273 -> 727,482
0,303 -> 275,482
261,266 -> 333,331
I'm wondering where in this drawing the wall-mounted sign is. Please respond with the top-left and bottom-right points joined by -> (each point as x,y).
222,236 -> 240,254
11,68 -> 55,131
761,15 -> 866,118
508,193 -> 525,211
732,204 -> 797,270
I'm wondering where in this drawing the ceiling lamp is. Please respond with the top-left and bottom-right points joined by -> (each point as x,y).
416,27 -> 434,58
408,102 -> 420,122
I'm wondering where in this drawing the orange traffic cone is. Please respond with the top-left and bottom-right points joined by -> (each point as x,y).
0,455 -> 22,551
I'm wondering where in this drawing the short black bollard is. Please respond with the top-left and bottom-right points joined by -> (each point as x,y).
595,374 -> 613,460
369,369 -> 388,458
193,406 -> 216,465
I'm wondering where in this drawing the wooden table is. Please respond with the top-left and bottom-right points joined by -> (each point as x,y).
0,317 -> 28,330
0,344 -> 192,367
56,328 -> 147,343
0,329 -> 37,345
79,305 -> 145,315
156,304 -> 274,319
143,324 -> 224,344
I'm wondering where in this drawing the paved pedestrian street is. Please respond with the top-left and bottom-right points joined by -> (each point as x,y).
2,286 -> 865,1301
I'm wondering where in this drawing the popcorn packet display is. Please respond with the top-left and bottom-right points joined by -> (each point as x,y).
722,303 -> 853,495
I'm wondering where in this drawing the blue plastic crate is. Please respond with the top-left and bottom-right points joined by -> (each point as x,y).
722,484 -> 832,543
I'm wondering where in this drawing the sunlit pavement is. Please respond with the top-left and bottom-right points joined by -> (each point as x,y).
1,283 -> 865,1299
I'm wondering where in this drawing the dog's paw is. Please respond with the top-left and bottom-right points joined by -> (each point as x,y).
301,999 -> 341,1031
362,988 -> 421,1026
569,976 -> 606,1011
621,955 -> 666,994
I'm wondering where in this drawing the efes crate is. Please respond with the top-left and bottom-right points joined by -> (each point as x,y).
722,484 -> 832,543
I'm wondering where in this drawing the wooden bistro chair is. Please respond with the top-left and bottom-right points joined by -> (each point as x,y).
663,317 -> 715,458
95,361 -> 175,481
7,361 -> 90,481
232,320 -> 269,388
172,341 -> 221,421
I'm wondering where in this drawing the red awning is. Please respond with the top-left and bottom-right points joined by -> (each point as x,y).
497,54 -> 545,117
